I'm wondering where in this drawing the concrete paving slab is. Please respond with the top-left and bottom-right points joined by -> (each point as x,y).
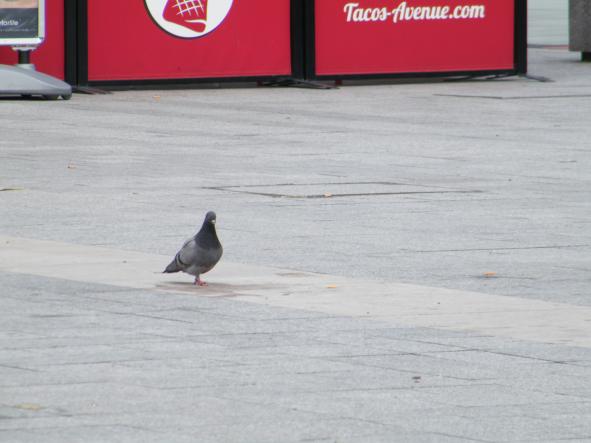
2,235 -> 591,348
2,267 -> 591,441
1,45 -> 591,442
2,51 -> 590,308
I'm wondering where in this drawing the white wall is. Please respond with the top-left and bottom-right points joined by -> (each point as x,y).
528,0 -> 568,45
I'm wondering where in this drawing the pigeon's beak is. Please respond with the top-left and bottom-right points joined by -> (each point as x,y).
211,219 -> 216,225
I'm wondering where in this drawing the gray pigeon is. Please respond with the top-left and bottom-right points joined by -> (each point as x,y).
163,211 -> 223,286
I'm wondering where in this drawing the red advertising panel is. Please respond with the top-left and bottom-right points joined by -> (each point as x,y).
0,0 -> 65,79
87,0 -> 292,81
314,0 -> 515,76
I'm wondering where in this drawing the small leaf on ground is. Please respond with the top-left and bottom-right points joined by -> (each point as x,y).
15,403 -> 43,411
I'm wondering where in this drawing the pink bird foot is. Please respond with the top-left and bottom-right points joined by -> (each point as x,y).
194,277 -> 208,286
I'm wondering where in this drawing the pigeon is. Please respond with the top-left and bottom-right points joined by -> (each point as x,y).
163,211 -> 223,286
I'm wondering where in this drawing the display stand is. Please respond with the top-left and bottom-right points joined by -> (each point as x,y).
0,0 -> 71,99
0,61 -> 71,100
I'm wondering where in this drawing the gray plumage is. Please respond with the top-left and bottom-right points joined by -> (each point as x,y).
163,211 -> 223,286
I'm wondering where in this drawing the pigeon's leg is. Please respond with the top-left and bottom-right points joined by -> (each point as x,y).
194,276 -> 208,286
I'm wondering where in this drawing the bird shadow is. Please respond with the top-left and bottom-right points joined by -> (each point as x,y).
156,281 -> 283,297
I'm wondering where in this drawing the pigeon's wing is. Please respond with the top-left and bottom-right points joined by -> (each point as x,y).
177,237 -> 200,266
163,257 -> 182,273
177,237 -> 213,266
163,237 -> 195,273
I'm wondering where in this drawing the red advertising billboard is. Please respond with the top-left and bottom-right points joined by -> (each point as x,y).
86,0 -> 293,82
0,0 -> 64,79
313,0 -> 516,77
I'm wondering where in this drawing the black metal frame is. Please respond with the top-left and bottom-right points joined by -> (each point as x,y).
291,0 -> 306,79
64,0 -> 86,85
514,0 -> 528,74
303,0 -> 527,81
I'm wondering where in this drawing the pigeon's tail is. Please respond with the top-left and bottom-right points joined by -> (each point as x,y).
163,256 -> 182,273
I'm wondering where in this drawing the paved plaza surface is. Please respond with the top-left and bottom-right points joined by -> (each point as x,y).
1,9 -> 591,441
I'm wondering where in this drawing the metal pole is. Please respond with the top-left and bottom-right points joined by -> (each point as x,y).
17,50 -> 31,65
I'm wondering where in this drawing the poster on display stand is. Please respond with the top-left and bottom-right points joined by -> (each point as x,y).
0,0 -> 44,46
0,0 -> 71,100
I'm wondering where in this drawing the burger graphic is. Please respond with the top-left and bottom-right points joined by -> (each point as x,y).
145,0 -> 233,38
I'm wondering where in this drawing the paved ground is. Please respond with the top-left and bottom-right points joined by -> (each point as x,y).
1,10 -> 591,442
